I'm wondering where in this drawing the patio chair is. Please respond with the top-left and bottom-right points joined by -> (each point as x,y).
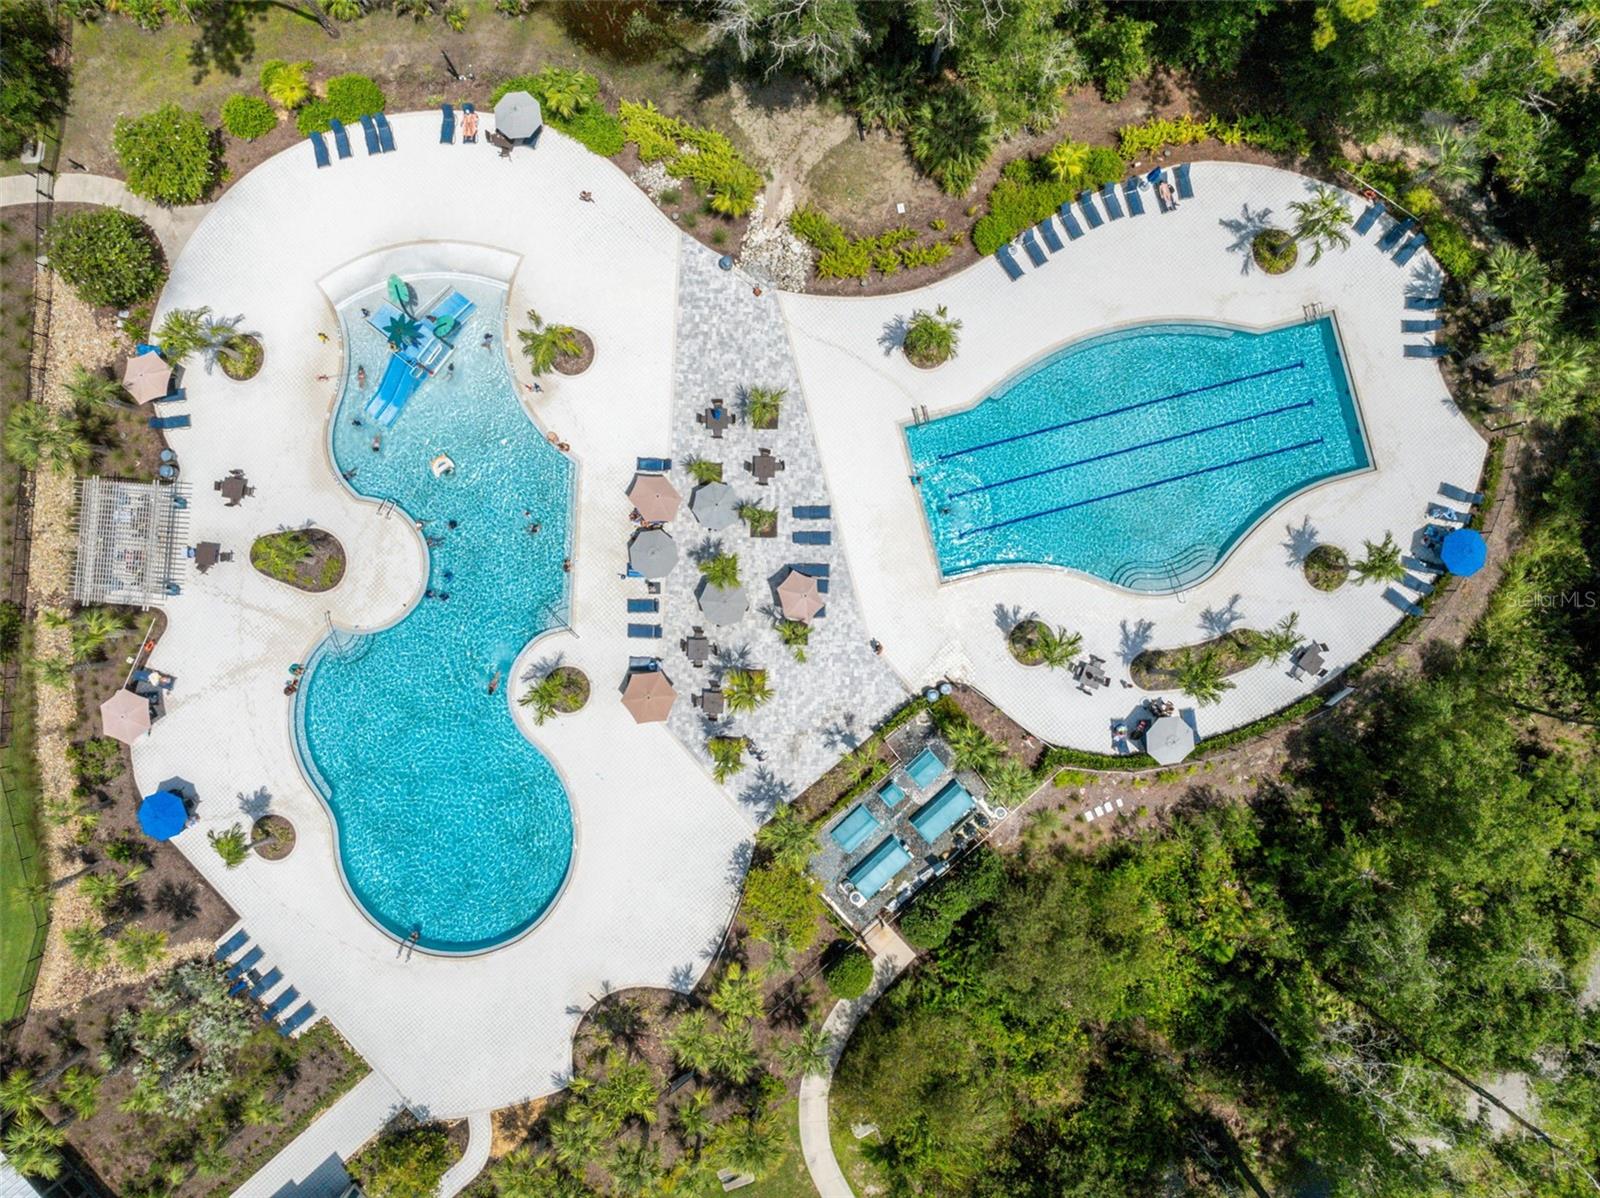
1403,343 -> 1450,358
1377,216 -> 1416,253
440,103 -> 455,144
1440,483 -> 1485,505
375,112 -> 396,152
276,1002 -> 317,1037
358,114 -> 381,155
1402,318 -> 1444,333
1020,227 -> 1047,267
995,244 -> 1023,280
627,623 -> 663,639
1392,233 -> 1428,266
215,928 -> 249,961
329,118 -> 352,159
1077,190 -> 1104,228
1383,587 -> 1425,618
1122,177 -> 1145,216
1056,202 -> 1085,239
246,967 -> 283,1002
149,414 -> 190,430
1405,294 -> 1442,310
261,986 -> 300,1022
792,530 -> 831,546
1354,203 -> 1383,236
308,131 -> 331,169
1036,216 -> 1064,253
1099,181 -> 1124,219
1174,161 -> 1193,199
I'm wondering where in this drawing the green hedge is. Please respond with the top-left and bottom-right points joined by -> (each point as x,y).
790,206 -> 954,281
44,209 -> 165,308
112,103 -> 217,204
972,147 -> 1126,256
295,74 -> 385,135
824,946 -> 873,998
897,848 -> 1005,950
220,94 -> 275,140
556,105 -> 624,156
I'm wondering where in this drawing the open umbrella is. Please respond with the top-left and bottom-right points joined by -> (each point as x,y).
776,568 -> 824,623
690,482 -> 739,531
138,790 -> 188,840
628,474 -> 681,524
100,688 -> 152,745
1440,527 -> 1486,576
697,580 -> 747,627
122,351 -> 172,405
493,91 -> 542,142
1144,716 -> 1196,765
628,528 -> 678,578
621,669 -> 675,723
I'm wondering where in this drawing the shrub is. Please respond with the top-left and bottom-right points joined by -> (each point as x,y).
897,848 -> 1005,949
971,146 -> 1124,256
740,862 -> 824,950
325,73 -> 386,122
619,101 -> 761,217
0,601 -> 21,662
1252,228 -> 1298,273
1118,112 -> 1309,160
907,87 -> 993,195
0,1 -> 68,159
349,1125 -> 455,1198
45,210 -> 165,308
295,100 -> 337,136
259,59 -> 311,109
823,946 -> 873,999
112,103 -> 217,204
220,94 -> 275,140
789,207 -> 849,255
1425,218 -> 1481,280
556,105 -> 624,156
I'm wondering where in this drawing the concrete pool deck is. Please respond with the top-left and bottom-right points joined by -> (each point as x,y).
780,162 -> 1486,750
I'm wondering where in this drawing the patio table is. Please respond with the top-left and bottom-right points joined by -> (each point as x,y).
216,475 -> 249,505
698,405 -> 734,438
683,631 -> 712,667
698,688 -> 725,718
1296,645 -> 1327,676
746,449 -> 785,486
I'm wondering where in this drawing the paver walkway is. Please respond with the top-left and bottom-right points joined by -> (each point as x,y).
232,1071 -> 402,1198
0,171 -> 210,257
437,1112 -> 493,1198
798,925 -> 916,1198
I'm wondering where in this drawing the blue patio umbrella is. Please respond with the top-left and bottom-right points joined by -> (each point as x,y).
1440,527 -> 1487,576
138,790 -> 188,840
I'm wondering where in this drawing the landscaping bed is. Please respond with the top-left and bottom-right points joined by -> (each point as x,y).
550,328 -> 594,376
1130,628 -> 1268,689
250,815 -> 295,862
1252,227 -> 1298,273
249,529 -> 344,593
546,666 -> 589,715
1303,543 -> 1349,591
219,334 -> 263,382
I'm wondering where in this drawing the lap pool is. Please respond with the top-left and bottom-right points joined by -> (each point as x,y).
905,317 -> 1370,591
294,275 -> 575,954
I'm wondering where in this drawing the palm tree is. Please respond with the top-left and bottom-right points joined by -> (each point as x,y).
710,1111 -> 786,1179
78,871 -> 124,914
32,656 -> 73,689
1254,611 -> 1302,664
1473,244 -> 1545,309
775,619 -> 810,662
943,719 -> 1002,774
1288,186 -> 1352,264
707,736 -> 747,782
723,668 -> 772,714
155,306 -> 210,363
1044,138 -> 1089,186
777,1025 -> 831,1078
686,457 -> 722,485
1352,531 -> 1405,585
737,503 -> 777,537
593,1052 -> 658,1127
192,1140 -> 232,1178
518,310 -> 582,376
1174,646 -> 1235,706
608,1142 -> 662,1198
251,531 -> 313,581
907,87 -> 994,194
1520,334 -> 1596,425
53,1066 -> 102,1121
548,1105 -> 606,1169
1,1112 -> 65,1180
903,304 -> 962,366
64,921 -> 110,971
1032,624 -> 1083,670
118,1077 -> 164,1115
664,1010 -> 715,1073
744,385 -> 785,428
983,757 -> 1036,807
1422,126 -> 1479,189
535,67 -> 597,121
710,962 -> 762,1022
71,607 -> 130,660
240,1089 -> 282,1126
520,674 -> 565,725
488,1148 -> 562,1198
115,927 -> 168,972
706,1021 -> 759,1083
209,823 -> 251,868
755,803 -> 813,871
699,551 -> 741,590
260,59 -> 312,108
4,405 -> 90,474
194,313 -> 247,374
672,1089 -> 715,1152
761,931 -> 795,976
0,1069 -> 44,1117
65,366 -> 130,412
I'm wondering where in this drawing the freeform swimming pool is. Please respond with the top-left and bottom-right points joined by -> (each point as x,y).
905,318 -> 1370,591
295,276 -> 575,953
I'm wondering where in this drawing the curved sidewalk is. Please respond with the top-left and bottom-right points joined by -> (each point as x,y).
0,171 -> 210,257
798,925 -> 916,1198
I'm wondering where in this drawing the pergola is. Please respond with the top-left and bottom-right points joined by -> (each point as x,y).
72,478 -> 189,610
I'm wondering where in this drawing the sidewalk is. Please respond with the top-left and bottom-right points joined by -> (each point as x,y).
0,171 -> 211,257
232,1071 -> 403,1198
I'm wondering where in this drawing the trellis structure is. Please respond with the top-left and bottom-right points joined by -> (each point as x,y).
72,478 -> 189,610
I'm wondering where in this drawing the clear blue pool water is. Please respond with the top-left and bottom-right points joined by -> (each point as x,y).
905,318 -> 1369,591
294,276 -> 575,954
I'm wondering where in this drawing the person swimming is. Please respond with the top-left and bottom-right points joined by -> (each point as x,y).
357,365 -> 367,389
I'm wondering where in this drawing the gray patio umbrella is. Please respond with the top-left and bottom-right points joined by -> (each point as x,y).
697,580 -> 747,627
493,91 -> 542,142
629,528 -> 678,579
1144,715 -> 1196,765
690,482 -> 739,530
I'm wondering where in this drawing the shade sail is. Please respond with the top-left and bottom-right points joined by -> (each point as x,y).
777,568 -> 824,622
690,482 -> 739,531
628,474 -> 681,524
494,91 -> 542,140
138,790 -> 187,840
628,528 -> 678,578
122,352 -> 172,404
100,688 -> 151,744
1144,715 -> 1195,765
1441,527 -> 1486,576
621,669 -> 675,723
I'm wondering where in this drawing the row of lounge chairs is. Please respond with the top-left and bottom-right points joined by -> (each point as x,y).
214,926 -> 319,1038
1382,482 -> 1485,617
308,112 -> 395,168
440,103 -> 479,144
1355,198 -> 1448,356
997,163 -> 1192,281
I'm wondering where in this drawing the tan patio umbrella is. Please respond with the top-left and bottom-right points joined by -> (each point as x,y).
627,474 -> 681,524
621,669 -> 676,724
100,688 -> 152,744
776,568 -> 824,623
122,352 -> 172,404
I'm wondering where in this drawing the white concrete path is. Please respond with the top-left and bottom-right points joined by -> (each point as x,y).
0,171 -> 210,257
798,925 -> 916,1198
437,1112 -> 493,1198
233,1071 -> 403,1198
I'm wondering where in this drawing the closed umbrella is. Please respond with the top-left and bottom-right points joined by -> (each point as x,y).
628,528 -> 678,578
1144,716 -> 1195,765
690,482 -> 739,530
776,568 -> 824,622
100,688 -> 152,744
628,474 -> 681,524
1440,527 -> 1486,576
138,790 -> 188,840
122,352 -> 172,404
621,669 -> 675,723
493,91 -> 542,141
697,580 -> 747,627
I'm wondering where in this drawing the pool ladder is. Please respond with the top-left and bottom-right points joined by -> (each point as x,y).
376,498 -> 397,520
322,614 -> 372,663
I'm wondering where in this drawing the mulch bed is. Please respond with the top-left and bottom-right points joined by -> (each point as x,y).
942,683 -> 1048,770
552,329 -> 594,376
251,814 -> 295,861
1130,628 -> 1266,690
252,528 -> 345,593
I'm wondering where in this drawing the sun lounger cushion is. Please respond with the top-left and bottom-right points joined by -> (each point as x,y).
1403,343 -> 1450,358
792,530 -> 832,545
375,112 -> 396,152
1037,217 -> 1064,252
627,624 -> 663,639
637,457 -> 671,472
309,131 -> 330,169
261,987 -> 299,1022
1392,233 -> 1427,266
149,414 -> 191,430
215,928 -> 248,960
1405,294 -> 1442,310
276,1002 -> 317,1037
1174,162 -> 1193,199
1123,178 -> 1144,215
1078,191 -> 1104,228
1402,318 -> 1443,332
1057,203 -> 1084,239
1354,203 -> 1382,236
1383,587 -> 1425,618
626,598 -> 658,613
440,103 -> 454,143
359,114 -> 380,155
329,119 -> 352,159
792,505 -> 831,519
1377,216 -> 1415,252
995,244 -> 1023,280
1099,182 -> 1124,219
1020,228 -> 1047,266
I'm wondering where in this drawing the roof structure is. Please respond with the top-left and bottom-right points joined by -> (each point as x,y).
72,478 -> 189,610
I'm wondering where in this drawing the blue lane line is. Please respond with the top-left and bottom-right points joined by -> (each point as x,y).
956,438 -> 1325,539
936,361 -> 1306,462
950,398 -> 1315,498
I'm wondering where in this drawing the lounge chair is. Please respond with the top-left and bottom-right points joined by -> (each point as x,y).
440,103 -> 455,144
358,114 -> 381,155
375,112 -> 396,152
153,388 -> 187,403
276,1001 -> 317,1037
627,624 -> 663,639
224,946 -> 263,982
1406,294 -> 1442,310
329,119 -> 352,159
1427,502 -> 1468,523
1403,343 -> 1450,358
793,530 -> 832,546
1384,587 -> 1425,618
1440,483 -> 1485,505
215,928 -> 249,961
1122,177 -> 1145,216
1099,181 -> 1124,219
261,986 -> 299,1023
1056,202 -> 1085,239
796,563 -> 830,586
1392,233 -> 1428,266
793,505 -> 831,519
1402,318 -> 1443,333
1021,227 -> 1047,266
1376,216 -> 1415,252
149,414 -> 190,430
626,598 -> 659,613
1353,203 -> 1383,236
308,131 -> 330,169
1174,161 -> 1193,199
1078,190 -> 1104,229
637,457 -> 671,471
246,967 -> 283,1002
1399,572 -> 1436,597
461,103 -> 477,142
995,244 -> 1024,281
1037,216 -> 1064,252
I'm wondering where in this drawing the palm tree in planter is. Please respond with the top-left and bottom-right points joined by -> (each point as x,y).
686,457 -> 723,485
723,668 -> 772,714
776,618 -> 810,662
209,823 -> 251,868
699,551 -> 741,590
113,927 -> 168,972
251,531 -> 313,582
903,304 -> 962,368
744,385 -> 786,430
1013,622 -> 1082,669
1288,186 -> 1353,264
777,1025 -> 832,1078
518,310 -> 584,376
1174,645 -> 1235,706
738,502 -> 777,538
1352,532 -> 1405,585
520,674 -> 565,725
708,735 -> 748,782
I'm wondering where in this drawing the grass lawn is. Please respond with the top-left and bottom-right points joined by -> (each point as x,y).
830,1104 -> 882,1195
743,1098 -> 816,1198
0,647 -> 47,1023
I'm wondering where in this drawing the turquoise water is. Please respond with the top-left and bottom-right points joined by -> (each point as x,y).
905,318 -> 1369,591
295,276 -> 575,954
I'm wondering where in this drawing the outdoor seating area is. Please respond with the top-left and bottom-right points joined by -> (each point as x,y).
214,469 -> 253,506
993,164 -> 1191,280
745,447 -> 786,486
